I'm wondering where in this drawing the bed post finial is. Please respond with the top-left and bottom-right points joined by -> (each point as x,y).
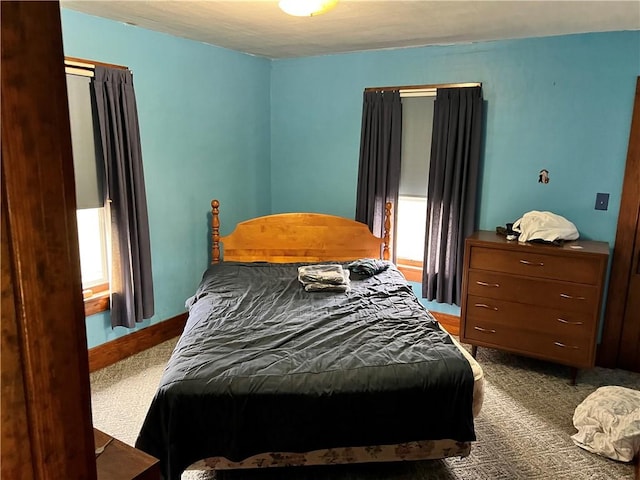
383,202 -> 392,261
211,199 -> 220,264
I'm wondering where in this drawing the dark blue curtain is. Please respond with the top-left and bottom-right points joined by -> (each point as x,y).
92,66 -> 154,328
422,87 -> 483,304
355,90 -> 402,243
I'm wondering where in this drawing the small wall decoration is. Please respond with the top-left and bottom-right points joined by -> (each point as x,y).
539,169 -> 550,184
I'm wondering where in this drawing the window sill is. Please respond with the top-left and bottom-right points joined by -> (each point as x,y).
397,258 -> 423,282
83,284 -> 110,316
84,292 -> 110,316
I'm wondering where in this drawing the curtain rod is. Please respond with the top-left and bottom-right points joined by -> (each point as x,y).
365,82 -> 481,93
64,56 -> 131,77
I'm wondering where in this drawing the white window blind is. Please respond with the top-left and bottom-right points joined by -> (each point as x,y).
66,73 -> 104,209
399,95 -> 434,197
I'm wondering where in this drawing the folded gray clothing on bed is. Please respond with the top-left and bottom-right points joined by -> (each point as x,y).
298,264 -> 348,285
298,264 -> 351,293
303,280 -> 351,293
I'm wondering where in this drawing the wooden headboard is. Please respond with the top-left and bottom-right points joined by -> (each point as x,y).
211,200 -> 391,263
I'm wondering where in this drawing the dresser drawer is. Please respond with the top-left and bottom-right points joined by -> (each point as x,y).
467,270 -> 598,314
465,295 -> 596,338
464,316 -> 593,366
469,246 -> 602,284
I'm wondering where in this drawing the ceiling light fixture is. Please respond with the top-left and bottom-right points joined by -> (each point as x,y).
279,0 -> 338,17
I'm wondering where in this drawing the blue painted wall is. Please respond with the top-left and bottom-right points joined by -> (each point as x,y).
271,32 -> 639,243
270,31 -> 639,314
63,8 -> 639,344
61,10 -> 271,347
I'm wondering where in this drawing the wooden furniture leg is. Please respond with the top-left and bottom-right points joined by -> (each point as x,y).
570,367 -> 578,386
471,345 -> 478,358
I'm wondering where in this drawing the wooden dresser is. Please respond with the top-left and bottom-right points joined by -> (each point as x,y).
460,231 -> 609,376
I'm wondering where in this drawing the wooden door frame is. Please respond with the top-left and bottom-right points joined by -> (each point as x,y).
1,1 -> 96,477
598,77 -> 640,368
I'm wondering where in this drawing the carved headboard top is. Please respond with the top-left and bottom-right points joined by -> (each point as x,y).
211,200 -> 391,264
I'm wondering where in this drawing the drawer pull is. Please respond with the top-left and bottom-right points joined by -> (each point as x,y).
554,341 -> 580,350
557,318 -> 584,326
474,326 -> 497,334
476,281 -> 500,288
560,293 -> 586,300
475,303 -> 498,311
519,259 -> 544,267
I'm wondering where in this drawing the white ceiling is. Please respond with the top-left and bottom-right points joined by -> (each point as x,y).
61,1 -> 640,59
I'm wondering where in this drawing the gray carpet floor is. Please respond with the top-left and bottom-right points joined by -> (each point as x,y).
90,337 -> 640,479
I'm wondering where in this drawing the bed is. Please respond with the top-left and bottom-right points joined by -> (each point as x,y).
135,200 -> 484,480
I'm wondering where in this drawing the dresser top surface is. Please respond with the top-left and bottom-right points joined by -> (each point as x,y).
94,428 -> 159,479
468,231 -> 610,256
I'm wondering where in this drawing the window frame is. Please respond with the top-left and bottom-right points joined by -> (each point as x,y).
76,207 -> 110,315
395,92 -> 435,279
66,57 -> 113,315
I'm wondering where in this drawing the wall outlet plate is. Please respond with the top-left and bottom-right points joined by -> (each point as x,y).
595,192 -> 609,211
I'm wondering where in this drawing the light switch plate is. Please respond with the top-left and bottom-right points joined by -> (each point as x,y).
595,193 -> 609,211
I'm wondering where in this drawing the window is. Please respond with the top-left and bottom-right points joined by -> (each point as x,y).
76,208 -> 108,289
66,65 -> 110,314
395,94 -> 435,280
396,196 -> 427,260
